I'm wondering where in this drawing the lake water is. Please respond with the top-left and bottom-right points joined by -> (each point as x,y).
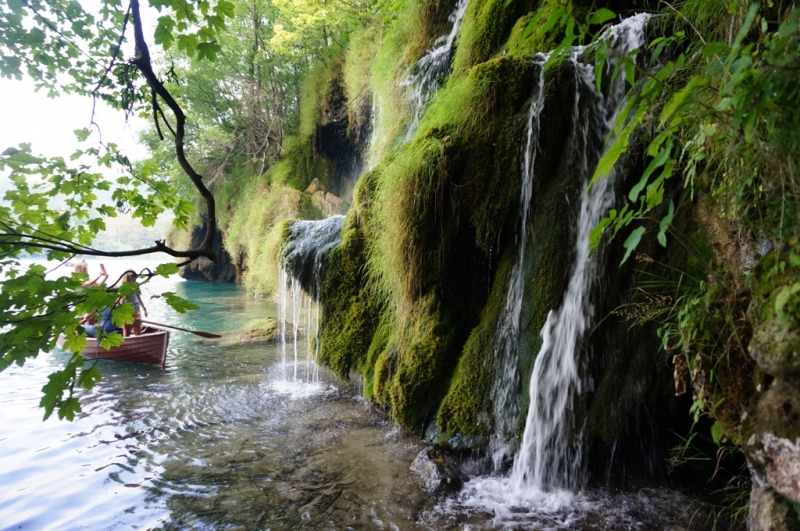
0,260 -> 702,530
0,260 -> 431,530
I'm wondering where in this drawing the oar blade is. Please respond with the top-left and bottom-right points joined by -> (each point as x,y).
194,331 -> 222,339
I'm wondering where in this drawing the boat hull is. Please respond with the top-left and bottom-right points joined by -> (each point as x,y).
59,326 -> 169,367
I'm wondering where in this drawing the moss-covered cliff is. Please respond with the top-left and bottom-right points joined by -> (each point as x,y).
174,0 -> 800,525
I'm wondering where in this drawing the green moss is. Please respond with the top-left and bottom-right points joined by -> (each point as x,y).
225,178 -> 321,296
437,253 -> 515,436
238,317 -> 280,343
321,34 -> 541,433
299,60 -> 338,140
267,136 -> 335,192
502,5 -> 565,58
363,311 -> 396,399
452,0 -> 539,74
386,294 -> 465,429
318,219 -> 382,378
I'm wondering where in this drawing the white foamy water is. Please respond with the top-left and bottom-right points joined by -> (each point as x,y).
401,0 -> 469,138
279,215 -> 345,384
427,476 -> 689,530
511,13 -> 652,491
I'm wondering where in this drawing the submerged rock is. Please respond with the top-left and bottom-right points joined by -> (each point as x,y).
410,446 -> 469,494
217,317 -> 280,347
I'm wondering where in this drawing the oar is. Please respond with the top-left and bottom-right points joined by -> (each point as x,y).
142,320 -> 222,339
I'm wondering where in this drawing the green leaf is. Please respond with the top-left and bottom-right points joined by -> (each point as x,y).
588,8 -> 616,25
214,0 -> 235,19
58,397 -> 82,421
162,292 -> 200,313
99,331 -> 125,350
702,42 -> 728,57
710,421 -> 725,444
659,76 -> 708,128
629,144 -> 671,203
589,215 -> 613,251
155,262 -> 180,276
196,41 -> 222,61
620,226 -> 646,265
77,365 -> 102,390
61,333 -> 89,354
657,200 -> 675,247
24,28 -> 46,46
774,283 -> 800,318
154,16 -> 175,49
623,58 -> 635,86
73,128 -> 91,142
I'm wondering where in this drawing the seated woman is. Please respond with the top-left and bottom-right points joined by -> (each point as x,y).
81,307 -> 122,338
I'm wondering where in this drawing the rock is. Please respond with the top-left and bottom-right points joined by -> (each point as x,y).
305,178 -> 324,194
217,317 -> 280,347
304,178 -> 347,216
747,380 -> 800,504
410,446 -> 469,494
748,486 -> 800,531
749,312 -> 800,377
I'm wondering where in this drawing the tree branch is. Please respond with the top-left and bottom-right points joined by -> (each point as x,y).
128,0 -> 216,262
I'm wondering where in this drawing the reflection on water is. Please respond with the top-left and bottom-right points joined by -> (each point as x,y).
0,260 -> 699,530
0,262 -> 427,530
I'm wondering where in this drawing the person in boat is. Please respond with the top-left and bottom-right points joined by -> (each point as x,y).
74,261 -> 108,288
74,262 -> 108,325
120,271 -> 148,336
81,307 -> 122,338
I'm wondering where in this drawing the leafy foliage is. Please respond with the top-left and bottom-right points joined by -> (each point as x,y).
1,0 -> 235,419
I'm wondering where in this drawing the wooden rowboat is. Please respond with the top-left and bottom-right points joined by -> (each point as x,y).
59,325 -> 170,367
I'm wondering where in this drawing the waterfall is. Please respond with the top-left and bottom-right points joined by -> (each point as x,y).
488,56 -> 549,469
451,16 -> 653,523
278,216 -> 345,382
401,0 -> 469,138
509,13 -> 652,491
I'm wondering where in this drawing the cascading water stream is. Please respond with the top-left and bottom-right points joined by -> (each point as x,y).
278,216 -> 345,382
508,13 -> 652,492
401,0 -> 469,138
488,56 -> 549,469
456,17 -> 652,520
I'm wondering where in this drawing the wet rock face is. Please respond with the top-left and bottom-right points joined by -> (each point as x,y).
748,487 -> 800,531
410,446 -> 469,494
747,381 -> 800,504
282,216 -> 345,295
305,178 -> 347,217
749,312 -> 800,378
180,219 -> 238,282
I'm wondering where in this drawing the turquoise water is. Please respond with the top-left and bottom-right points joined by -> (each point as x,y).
0,260 -> 702,530
0,261 -> 428,530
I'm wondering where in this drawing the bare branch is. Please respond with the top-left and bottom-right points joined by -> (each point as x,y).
128,0 -> 216,262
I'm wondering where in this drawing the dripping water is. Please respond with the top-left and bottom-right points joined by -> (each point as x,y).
510,13 -> 652,491
401,0 -> 469,138
278,216 -> 345,383
488,55 -> 549,470
452,14 -> 653,524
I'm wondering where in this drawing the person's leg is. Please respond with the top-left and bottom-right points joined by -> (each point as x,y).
132,309 -> 142,335
83,325 -> 97,338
